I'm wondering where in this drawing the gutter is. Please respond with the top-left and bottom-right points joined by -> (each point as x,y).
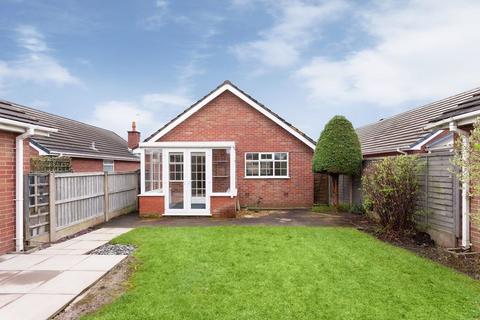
449,122 -> 471,249
396,148 -> 408,155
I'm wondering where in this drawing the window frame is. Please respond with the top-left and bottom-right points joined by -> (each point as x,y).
103,160 -> 114,173
244,152 -> 289,179
144,149 -> 163,194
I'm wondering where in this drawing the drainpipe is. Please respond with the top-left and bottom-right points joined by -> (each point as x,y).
449,121 -> 471,249
15,128 -> 34,252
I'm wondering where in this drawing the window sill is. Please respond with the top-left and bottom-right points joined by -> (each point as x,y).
244,176 -> 290,180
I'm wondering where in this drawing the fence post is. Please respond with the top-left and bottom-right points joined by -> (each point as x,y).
48,172 -> 57,242
104,172 -> 109,222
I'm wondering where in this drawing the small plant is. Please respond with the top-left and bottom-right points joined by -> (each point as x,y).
362,155 -> 422,234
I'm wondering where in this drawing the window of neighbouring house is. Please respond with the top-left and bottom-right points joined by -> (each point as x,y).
145,150 -> 162,192
245,152 -> 288,178
212,149 -> 230,193
103,160 -> 114,173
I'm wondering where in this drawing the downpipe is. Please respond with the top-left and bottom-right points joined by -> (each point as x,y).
15,128 -> 34,252
449,122 -> 471,249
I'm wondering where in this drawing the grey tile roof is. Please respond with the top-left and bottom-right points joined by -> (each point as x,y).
145,80 -> 316,146
356,87 -> 480,156
429,94 -> 480,123
0,99 -> 138,161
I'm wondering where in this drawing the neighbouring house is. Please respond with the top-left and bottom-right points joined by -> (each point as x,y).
0,104 -> 55,254
353,87 -> 480,250
0,99 -> 139,254
137,80 -> 316,217
1,99 -> 140,173
427,93 -> 480,251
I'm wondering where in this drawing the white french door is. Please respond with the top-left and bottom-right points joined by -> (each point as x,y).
164,149 -> 212,215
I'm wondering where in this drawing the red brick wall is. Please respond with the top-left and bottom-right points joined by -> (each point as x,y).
114,160 -> 140,172
139,196 -> 164,217
0,132 -> 31,254
138,195 -> 236,218
211,196 -> 236,218
469,195 -> 480,250
71,158 -> 139,173
160,91 -> 314,208
0,131 -> 16,254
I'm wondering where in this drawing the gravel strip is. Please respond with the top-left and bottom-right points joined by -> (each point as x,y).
90,244 -> 135,255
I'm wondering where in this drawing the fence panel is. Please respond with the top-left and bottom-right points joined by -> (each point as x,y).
55,173 -> 105,229
25,171 -> 139,247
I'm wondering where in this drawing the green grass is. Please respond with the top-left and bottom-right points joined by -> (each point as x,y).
84,227 -> 480,320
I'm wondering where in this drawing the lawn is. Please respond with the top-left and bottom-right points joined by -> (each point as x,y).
84,227 -> 480,320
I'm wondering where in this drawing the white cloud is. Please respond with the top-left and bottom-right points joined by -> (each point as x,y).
0,25 -> 80,91
89,92 -> 192,139
231,0 -> 348,68
142,0 -> 169,30
297,0 -> 480,108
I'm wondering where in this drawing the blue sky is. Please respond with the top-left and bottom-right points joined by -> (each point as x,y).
1,0 -> 480,140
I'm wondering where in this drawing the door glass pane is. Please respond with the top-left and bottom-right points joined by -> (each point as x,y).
169,152 -> 184,209
191,152 -> 206,209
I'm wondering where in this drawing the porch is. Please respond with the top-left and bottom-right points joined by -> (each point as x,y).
138,141 -> 237,217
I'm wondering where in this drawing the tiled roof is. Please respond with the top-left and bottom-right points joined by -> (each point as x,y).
145,80 -> 316,146
0,99 -> 138,161
356,87 -> 480,156
429,94 -> 480,123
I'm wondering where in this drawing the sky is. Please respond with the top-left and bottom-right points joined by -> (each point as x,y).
1,0 -> 480,140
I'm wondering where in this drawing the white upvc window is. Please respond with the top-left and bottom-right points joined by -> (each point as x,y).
245,152 -> 289,178
144,149 -> 162,193
103,160 -> 114,173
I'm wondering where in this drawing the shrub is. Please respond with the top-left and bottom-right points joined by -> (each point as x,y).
362,155 -> 421,233
313,116 -> 362,207
311,204 -> 333,213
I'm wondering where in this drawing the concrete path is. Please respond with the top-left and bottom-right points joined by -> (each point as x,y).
0,227 -> 132,320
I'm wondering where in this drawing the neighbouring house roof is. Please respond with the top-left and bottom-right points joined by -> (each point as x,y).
143,80 -> 316,150
428,94 -> 480,126
0,99 -> 138,161
356,87 -> 480,156
0,101 -> 56,135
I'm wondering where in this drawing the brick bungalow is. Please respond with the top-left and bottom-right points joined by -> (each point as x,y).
0,105 -> 55,254
1,99 -> 140,173
356,87 -> 480,251
137,80 -> 316,217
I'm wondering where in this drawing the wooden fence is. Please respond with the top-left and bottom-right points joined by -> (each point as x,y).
25,171 -> 139,246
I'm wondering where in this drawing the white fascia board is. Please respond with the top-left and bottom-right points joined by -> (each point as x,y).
145,84 -> 316,150
140,141 -> 236,148
0,117 -> 57,135
410,130 -> 445,150
29,142 -> 49,155
424,110 -> 480,130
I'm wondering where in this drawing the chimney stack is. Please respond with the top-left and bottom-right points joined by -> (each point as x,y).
127,121 -> 140,149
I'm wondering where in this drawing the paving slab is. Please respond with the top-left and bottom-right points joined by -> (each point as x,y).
70,255 -> 125,271
31,248 -> 90,255
0,255 -> 18,263
28,255 -> 88,271
0,270 -> 61,294
90,227 -> 133,235
0,271 -> 19,283
32,270 -> 105,294
75,232 -> 118,241
0,293 -> 75,320
0,255 -> 50,271
0,294 -> 20,308
64,240 -> 109,250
